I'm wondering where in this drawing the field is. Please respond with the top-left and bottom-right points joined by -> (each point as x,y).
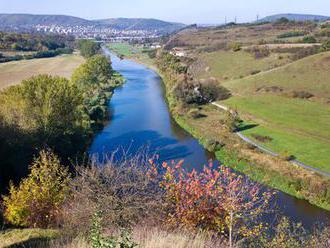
0,54 -> 84,89
107,43 -> 154,65
197,50 -> 291,81
216,52 -> 330,172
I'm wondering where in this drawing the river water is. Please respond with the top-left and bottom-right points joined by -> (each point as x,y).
89,48 -> 330,228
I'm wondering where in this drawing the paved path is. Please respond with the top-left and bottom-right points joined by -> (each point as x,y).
211,102 -> 330,178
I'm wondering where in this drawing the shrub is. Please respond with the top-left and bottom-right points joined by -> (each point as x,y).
248,46 -> 270,59
279,151 -> 296,161
290,91 -> 314,99
250,70 -> 261,75
2,150 -> 71,228
60,154 -> 162,235
301,36 -> 317,43
205,138 -> 224,151
221,111 -> 241,132
321,40 -> 330,51
228,42 -> 242,52
277,31 -> 305,39
148,161 -> 274,247
174,79 -> 231,105
251,134 -> 273,143
290,46 -> 319,60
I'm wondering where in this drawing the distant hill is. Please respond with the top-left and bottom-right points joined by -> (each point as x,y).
96,18 -> 185,32
0,14 -> 91,26
259,13 -> 330,23
0,14 -> 185,33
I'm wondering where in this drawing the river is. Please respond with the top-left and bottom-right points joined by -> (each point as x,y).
89,47 -> 330,228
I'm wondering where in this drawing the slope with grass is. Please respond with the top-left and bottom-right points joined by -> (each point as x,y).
197,50 -> 291,81
0,54 -> 84,90
219,51 -> 330,173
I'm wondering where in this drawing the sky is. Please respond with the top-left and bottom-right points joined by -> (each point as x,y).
0,0 -> 329,24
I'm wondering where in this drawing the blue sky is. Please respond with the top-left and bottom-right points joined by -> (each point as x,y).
0,0 -> 329,24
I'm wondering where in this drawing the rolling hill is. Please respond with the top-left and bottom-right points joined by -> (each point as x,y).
0,14 -> 91,26
0,14 -> 185,33
259,13 -> 330,22
96,18 -> 185,31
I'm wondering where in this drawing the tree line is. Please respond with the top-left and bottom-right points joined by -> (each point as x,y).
0,42 -> 123,194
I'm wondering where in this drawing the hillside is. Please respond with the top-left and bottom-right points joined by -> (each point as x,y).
161,20 -> 330,174
96,18 -> 185,31
0,14 -> 185,33
0,14 -> 90,26
259,13 -> 330,22
221,52 -> 330,172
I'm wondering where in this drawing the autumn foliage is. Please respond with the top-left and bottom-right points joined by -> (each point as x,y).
3,150 -> 71,228
148,160 -> 274,244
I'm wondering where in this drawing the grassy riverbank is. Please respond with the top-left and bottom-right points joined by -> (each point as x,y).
109,43 -> 330,211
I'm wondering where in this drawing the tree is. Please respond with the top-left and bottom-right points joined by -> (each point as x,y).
3,150 -> 71,228
20,75 -> 88,146
78,39 -> 101,58
71,55 -> 112,88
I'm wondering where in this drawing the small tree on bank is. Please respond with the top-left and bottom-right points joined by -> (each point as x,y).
3,150 -> 71,228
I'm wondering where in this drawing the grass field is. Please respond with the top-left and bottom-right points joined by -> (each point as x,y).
216,51 -> 330,173
198,50 -> 291,81
0,54 -> 84,90
223,52 -> 330,98
107,43 -> 137,57
107,43 -> 154,65
222,96 -> 330,172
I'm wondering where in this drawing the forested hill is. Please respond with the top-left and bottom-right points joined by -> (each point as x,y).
0,14 -> 185,32
259,13 -> 330,22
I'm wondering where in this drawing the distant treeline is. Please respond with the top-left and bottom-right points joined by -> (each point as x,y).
0,32 -> 76,63
0,44 -> 123,193
0,32 -> 75,51
0,47 -> 73,63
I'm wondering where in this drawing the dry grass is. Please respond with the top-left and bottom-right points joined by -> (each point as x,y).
0,54 -> 84,90
133,227 -> 225,248
0,228 -> 59,248
48,227 -> 224,248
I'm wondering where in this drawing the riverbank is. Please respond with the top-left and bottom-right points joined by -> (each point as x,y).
108,45 -> 330,211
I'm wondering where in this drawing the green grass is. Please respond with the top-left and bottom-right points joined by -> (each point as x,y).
0,228 -> 59,248
107,43 -> 137,57
107,43 -> 155,67
217,52 -> 330,173
199,50 -> 291,81
223,51 -> 330,98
